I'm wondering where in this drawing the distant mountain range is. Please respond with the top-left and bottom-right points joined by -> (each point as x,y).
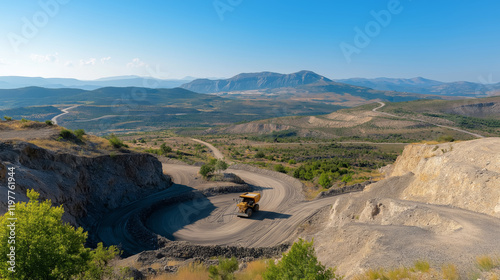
180,71 -> 500,97
0,76 -> 192,90
336,77 -> 500,97
1,71 -> 499,97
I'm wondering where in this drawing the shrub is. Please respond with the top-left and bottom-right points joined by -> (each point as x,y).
0,190 -> 119,279
108,134 -> 127,148
288,159 -> 296,164
200,159 -> 228,178
60,129 -> 75,140
274,164 -> 286,173
437,135 -> 455,143
160,143 -> 173,155
74,129 -> 85,140
341,174 -> 352,183
215,160 -> 228,174
263,238 -> 341,280
45,120 -> 54,126
255,151 -> 266,158
200,164 -> 215,179
319,172 -> 332,188
20,118 -> 29,123
3,116 -> 12,121
208,257 -> 238,280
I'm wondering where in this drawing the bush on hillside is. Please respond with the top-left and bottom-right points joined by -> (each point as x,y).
0,189 -> 120,279
263,238 -> 341,280
108,134 -> 127,148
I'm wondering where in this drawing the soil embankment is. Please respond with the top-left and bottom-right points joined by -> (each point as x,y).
0,141 -> 171,235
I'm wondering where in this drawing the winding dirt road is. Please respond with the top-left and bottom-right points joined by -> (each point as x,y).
190,138 -> 226,160
95,139 -> 343,254
96,137 -> 499,264
51,105 -> 80,125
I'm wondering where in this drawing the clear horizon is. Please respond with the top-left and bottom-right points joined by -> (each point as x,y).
1,1 -> 499,83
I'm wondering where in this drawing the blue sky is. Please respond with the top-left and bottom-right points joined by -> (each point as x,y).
0,0 -> 499,82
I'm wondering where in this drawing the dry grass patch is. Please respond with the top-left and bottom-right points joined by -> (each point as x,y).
441,264 -> 459,280
236,260 -> 267,280
476,256 -> 500,271
413,260 -> 431,273
28,134 -> 115,156
151,262 -> 208,280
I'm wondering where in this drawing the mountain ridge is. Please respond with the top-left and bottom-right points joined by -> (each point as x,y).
0,76 -> 193,90
180,70 -> 332,93
337,77 -> 500,96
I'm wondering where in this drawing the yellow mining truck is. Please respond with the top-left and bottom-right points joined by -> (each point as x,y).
237,192 -> 261,218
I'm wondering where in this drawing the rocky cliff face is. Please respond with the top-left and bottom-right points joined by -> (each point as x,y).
0,141 -> 171,229
390,138 -> 500,217
305,137 -> 500,278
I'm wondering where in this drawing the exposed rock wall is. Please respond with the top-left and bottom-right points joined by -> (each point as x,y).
306,137 -> 500,278
390,138 -> 500,217
0,141 -> 171,229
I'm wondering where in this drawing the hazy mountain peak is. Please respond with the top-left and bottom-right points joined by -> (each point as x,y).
180,70 -> 332,93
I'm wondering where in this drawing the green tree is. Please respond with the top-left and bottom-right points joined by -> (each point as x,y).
160,143 -> 172,155
215,160 -> 229,174
318,172 -> 331,188
209,257 -> 238,280
0,190 -> 119,280
45,120 -> 54,126
200,164 -> 215,178
263,238 -> 341,280
75,243 -> 121,280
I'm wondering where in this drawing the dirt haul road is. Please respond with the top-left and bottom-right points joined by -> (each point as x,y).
97,137 -> 500,265
97,159 -> 500,259
96,154 -> 358,255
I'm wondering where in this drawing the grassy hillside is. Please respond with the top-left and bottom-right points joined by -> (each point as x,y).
203,97 -> 500,142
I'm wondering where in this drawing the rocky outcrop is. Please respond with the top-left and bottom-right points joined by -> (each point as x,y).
304,137 -> 500,278
0,141 -> 171,229
315,181 -> 372,199
389,138 -> 500,217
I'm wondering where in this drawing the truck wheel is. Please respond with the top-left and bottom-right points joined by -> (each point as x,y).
246,208 -> 253,218
254,204 -> 259,212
